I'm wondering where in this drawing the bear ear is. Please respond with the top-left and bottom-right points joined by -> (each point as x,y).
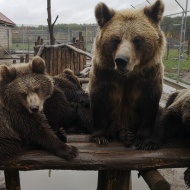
63,69 -> 74,76
144,0 -> 164,24
0,65 -> 16,83
95,3 -> 115,28
30,56 -> 46,74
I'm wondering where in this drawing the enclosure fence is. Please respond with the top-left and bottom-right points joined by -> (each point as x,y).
132,0 -> 190,85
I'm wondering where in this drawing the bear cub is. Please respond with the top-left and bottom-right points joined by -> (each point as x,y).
0,57 -> 78,162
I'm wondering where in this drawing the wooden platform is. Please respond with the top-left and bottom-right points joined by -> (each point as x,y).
2,135 -> 190,190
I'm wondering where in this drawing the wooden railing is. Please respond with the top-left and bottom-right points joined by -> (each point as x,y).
2,133 -> 190,190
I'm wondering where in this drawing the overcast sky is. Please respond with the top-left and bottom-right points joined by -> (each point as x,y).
0,0 -> 189,25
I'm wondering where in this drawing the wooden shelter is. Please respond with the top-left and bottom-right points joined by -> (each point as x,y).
34,31 -> 89,75
0,12 -> 16,58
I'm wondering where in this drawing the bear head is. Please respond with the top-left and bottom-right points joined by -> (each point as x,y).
0,57 -> 53,113
94,0 -> 166,75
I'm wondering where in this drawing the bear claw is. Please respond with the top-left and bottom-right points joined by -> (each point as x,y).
92,136 -> 109,145
62,145 -> 78,161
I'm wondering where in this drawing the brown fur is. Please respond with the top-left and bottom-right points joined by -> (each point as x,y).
89,0 -> 166,147
145,89 -> 190,187
0,58 -> 78,162
44,69 -> 93,134
6,57 -> 92,135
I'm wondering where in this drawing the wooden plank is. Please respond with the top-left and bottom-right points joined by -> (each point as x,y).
140,170 -> 170,190
70,49 -> 74,71
57,48 -> 62,75
1,140 -> 190,171
97,170 -> 131,190
4,170 -> 21,190
45,48 -> 50,74
49,47 -> 54,76
61,47 -> 66,72
53,47 -> 58,75
164,76 -> 190,90
66,48 -> 71,69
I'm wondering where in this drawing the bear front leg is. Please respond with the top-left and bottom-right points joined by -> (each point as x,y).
140,107 -> 165,150
135,98 -> 160,149
90,85 -> 111,144
29,122 -> 78,160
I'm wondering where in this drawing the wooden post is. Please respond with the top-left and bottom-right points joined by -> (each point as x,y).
20,56 -> 24,63
140,170 -> 170,190
97,170 -> 132,190
4,170 -> 21,190
187,38 -> 190,59
25,54 -> 29,63
166,44 -> 169,60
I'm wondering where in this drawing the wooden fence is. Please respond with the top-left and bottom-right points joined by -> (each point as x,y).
34,32 -> 89,76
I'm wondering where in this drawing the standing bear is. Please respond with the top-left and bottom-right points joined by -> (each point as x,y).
0,57 -> 78,162
89,0 -> 166,147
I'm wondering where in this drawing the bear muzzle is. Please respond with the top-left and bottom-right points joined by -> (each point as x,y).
115,55 -> 129,74
30,105 -> 40,113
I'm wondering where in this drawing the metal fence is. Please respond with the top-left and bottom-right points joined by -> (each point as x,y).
11,24 -> 97,54
132,0 -> 190,85
2,0 -> 190,85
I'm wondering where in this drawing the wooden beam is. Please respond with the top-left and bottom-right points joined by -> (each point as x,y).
97,170 -> 132,190
0,139 -> 190,171
140,170 -> 170,190
4,170 -> 21,190
35,43 -> 92,59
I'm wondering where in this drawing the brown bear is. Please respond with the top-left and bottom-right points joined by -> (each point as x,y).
0,58 -> 78,163
44,69 -> 93,135
6,56 -> 93,136
89,0 -> 166,148
143,89 -> 190,187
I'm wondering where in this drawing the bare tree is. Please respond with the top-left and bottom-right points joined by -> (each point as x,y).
47,0 -> 58,45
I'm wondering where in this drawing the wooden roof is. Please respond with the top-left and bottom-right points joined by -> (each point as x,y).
0,12 -> 15,27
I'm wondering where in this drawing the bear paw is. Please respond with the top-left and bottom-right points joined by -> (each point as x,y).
184,168 -> 190,188
136,137 -> 161,150
55,128 -> 67,142
60,145 -> 78,161
92,135 -> 109,145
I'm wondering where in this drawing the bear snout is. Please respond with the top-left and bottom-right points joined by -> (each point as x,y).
30,105 -> 39,113
115,55 -> 129,74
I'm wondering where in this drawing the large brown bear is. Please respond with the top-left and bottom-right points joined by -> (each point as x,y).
89,0 -> 166,147
145,89 -> 190,187
0,58 -> 78,162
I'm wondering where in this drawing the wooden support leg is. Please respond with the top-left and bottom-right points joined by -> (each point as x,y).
4,170 -> 21,190
97,170 -> 132,190
140,170 -> 170,190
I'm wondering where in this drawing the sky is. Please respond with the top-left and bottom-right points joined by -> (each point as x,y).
0,0 -> 189,25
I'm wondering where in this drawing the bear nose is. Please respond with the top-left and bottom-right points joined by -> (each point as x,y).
31,105 -> 39,113
115,56 -> 129,72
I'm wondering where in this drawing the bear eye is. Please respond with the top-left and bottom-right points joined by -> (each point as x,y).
133,36 -> 143,47
111,37 -> 121,49
34,87 -> 39,93
21,92 -> 27,98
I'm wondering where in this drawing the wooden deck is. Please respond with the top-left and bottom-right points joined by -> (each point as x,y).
2,134 -> 190,190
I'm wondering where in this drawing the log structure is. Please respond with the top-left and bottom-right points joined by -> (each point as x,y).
34,32 -> 89,76
2,135 -> 190,190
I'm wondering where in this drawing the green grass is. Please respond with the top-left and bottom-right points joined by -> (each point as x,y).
163,48 -> 190,72
12,43 -> 34,51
